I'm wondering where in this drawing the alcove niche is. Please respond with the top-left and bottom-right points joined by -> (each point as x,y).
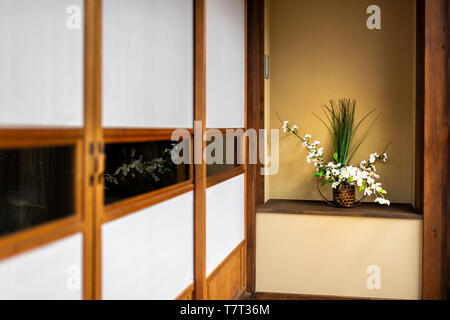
256,0 -> 423,300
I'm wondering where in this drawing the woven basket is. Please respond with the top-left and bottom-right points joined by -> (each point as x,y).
317,180 -> 365,208
333,185 -> 356,208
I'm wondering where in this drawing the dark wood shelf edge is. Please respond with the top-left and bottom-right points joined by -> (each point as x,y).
257,199 -> 423,220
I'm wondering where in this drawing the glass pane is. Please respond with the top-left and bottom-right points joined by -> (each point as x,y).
207,135 -> 242,177
0,146 -> 75,237
104,141 -> 190,205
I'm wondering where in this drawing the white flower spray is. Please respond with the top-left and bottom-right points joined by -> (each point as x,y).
282,120 -> 390,206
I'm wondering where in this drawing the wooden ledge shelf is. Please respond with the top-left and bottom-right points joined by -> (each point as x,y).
257,199 -> 423,220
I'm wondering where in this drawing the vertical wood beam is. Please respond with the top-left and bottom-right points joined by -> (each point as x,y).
194,0 -> 207,300
246,0 -> 264,293
243,0 -> 249,295
415,0 -> 425,213
423,0 -> 448,300
83,0 -> 103,300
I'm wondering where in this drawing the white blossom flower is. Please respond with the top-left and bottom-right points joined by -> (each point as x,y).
375,198 -> 390,206
281,124 -> 390,206
360,160 -> 367,168
317,147 -> 323,156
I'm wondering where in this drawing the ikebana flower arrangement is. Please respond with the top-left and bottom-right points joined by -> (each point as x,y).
281,99 -> 390,207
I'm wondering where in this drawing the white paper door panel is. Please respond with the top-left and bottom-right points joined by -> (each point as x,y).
0,0 -> 84,127
206,174 -> 245,276
102,0 -> 194,128
0,233 -> 83,300
102,192 -> 194,300
206,0 -> 245,129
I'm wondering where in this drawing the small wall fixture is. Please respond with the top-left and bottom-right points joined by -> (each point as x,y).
264,54 -> 270,79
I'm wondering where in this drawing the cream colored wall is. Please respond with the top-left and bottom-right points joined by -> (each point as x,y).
267,0 -> 416,204
256,213 -> 422,299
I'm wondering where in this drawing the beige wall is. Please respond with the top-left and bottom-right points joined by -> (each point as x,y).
267,0 -> 416,204
256,213 -> 422,299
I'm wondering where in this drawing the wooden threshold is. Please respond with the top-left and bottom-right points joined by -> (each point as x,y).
251,292 -> 387,300
257,199 -> 423,220
233,288 -> 247,300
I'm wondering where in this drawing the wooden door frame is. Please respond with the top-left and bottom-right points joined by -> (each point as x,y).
0,0 -> 102,300
422,0 -> 448,300
246,0 -> 265,294
246,0 -> 449,299
193,0 -> 207,300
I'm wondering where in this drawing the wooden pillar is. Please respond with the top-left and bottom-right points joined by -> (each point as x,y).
83,0 -> 103,300
194,0 -> 207,300
246,0 -> 265,293
423,0 -> 448,300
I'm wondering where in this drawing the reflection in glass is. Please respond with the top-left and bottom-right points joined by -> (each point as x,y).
104,141 -> 190,205
206,135 -> 243,177
0,146 -> 75,237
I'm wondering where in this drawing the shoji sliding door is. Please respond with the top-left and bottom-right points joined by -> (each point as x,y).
0,0 -> 248,300
0,0 -> 86,299
204,0 -> 247,300
100,0 -> 195,300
